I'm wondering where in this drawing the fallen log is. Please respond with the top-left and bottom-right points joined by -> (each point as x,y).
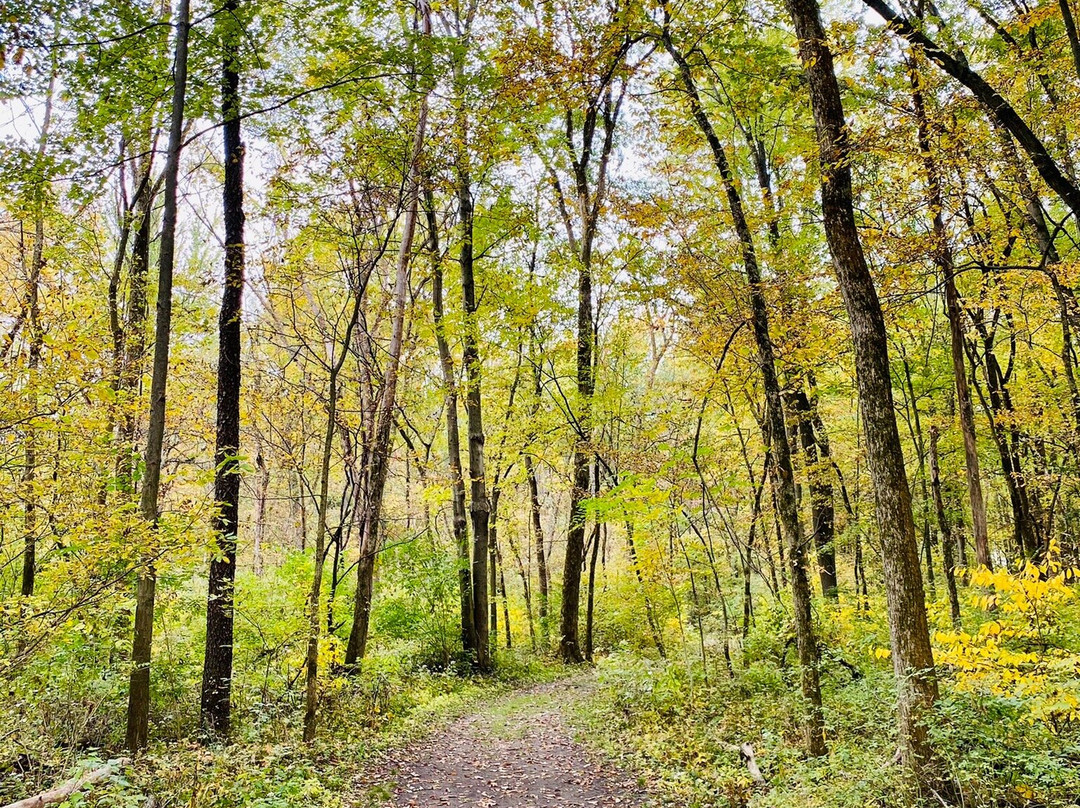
721,742 -> 768,786
739,742 -> 767,786
1,759 -> 128,808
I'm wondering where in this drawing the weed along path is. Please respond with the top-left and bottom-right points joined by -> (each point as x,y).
357,676 -> 649,807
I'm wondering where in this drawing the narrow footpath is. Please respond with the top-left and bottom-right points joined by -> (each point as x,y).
357,677 -> 649,807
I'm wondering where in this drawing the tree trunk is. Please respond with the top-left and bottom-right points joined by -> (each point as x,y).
253,449 -> 269,576
425,191 -> 476,658
200,0 -> 246,737
584,460 -> 602,662
928,425 -> 962,628
791,389 -> 838,599
526,354 -> 549,651
555,84 -> 622,664
662,21 -> 826,753
116,175 -> 153,494
1061,0 -> 1080,81
344,13 -> 430,665
19,75 -> 55,602
909,58 -> 992,570
459,169 -> 491,671
783,0 -> 940,775
126,0 -> 190,752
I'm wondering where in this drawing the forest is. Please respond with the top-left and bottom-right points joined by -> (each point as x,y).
3,0 -> 1080,805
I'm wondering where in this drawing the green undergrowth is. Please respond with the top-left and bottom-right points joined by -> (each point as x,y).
572,592 -> 1080,808
1,650 -> 562,808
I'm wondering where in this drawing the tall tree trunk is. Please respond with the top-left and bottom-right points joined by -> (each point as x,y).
584,460 -> 601,662
115,176 -> 153,494
425,191 -> 476,657
555,84 -> 622,664
1061,0 -> 1080,81
525,347 -> 549,651
253,448 -> 269,576
525,452 -> 548,651
459,169 -> 491,671
18,73 -> 55,604
662,20 -> 826,754
561,257 -> 593,663
909,57 -> 992,570
126,0 -> 190,752
200,0 -> 246,737
783,0 -> 940,775
344,11 -> 430,664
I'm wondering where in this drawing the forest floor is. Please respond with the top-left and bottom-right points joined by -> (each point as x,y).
353,674 -> 651,807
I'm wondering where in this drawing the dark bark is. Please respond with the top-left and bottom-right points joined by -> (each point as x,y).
526,451 -> 548,650
200,0 -> 246,737
928,425 -> 962,628
304,292 -> 362,742
968,326 -> 1042,558
861,0 -> 1080,219
554,80 -> 623,664
19,76 -> 54,601
459,170 -> 491,671
791,389 -> 838,599
115,182 -> 153,493
253,448 -> 268,575
425,191 -> 476,657
584,460 -> 601,662
783,0 -> 939,774
1060,0 -> 1080,81
126,0 -> 190,752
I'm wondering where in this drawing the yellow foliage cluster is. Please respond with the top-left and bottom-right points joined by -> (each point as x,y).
933,545 -> 1080,729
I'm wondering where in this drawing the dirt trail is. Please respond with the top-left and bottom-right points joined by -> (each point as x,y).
357,676 -> 649,807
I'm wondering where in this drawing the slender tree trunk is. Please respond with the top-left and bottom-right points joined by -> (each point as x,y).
253,449 -> 269,575
791,389 -> 838,599
344,14 -> 430,664
783,0 -> 939,775
556,85 -> 621,664
663,22 -> 825,754
19,75 -> 55,602
425,192 -> 476,657
459,169 -> 491,671
200,0 -> 246,736
116,178 -> 153,494
304,307 -> 359,742
496,537 -> 512,649
525,345 -> 549,651
928,425 -> 962,628
125,0 -> 189,753
1061,0 -> 1080,81
584,460 -> 601,662
909,58 -> 991,570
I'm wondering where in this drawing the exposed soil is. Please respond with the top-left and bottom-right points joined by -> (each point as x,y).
357,677 -> 649,807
